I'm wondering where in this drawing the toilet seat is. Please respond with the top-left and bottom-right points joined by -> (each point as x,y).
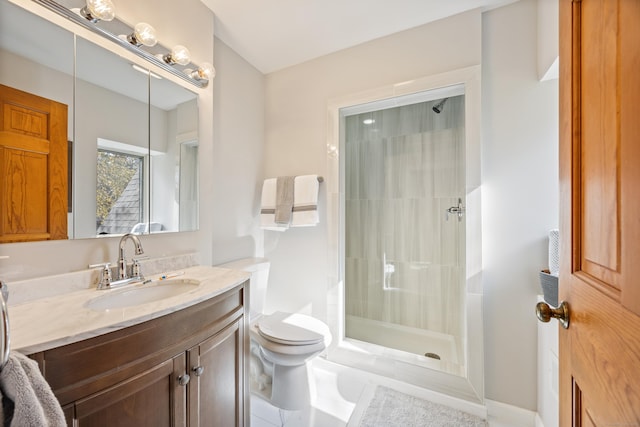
255,311 -> 329,346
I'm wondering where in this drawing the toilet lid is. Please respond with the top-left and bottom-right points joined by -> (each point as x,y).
256,311 -> 328,346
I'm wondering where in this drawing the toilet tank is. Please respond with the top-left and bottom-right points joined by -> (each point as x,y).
217,257 -> 270,319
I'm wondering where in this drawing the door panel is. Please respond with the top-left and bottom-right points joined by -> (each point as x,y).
1,148 -> 48,235
0,84 -> 68,242
560,0 -> 640,425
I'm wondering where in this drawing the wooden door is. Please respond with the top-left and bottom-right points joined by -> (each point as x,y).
73,353 -> 187,426
0,84 -> 67,242
559,0 -> 640,425
187,320 -> 244,427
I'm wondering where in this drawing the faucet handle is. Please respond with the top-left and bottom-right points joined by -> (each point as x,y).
131,256 -> 149,279
89,262 -> 112,290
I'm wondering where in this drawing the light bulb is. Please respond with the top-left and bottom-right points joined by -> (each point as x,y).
197,62 -> 215,80
81,0 -> 115,22
127,22 -> 157,47
163,45 -> 191,66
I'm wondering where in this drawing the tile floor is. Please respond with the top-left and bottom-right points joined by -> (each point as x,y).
250,357 -> 520,427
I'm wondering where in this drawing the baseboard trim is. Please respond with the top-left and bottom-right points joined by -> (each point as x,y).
485,399 -> 537,427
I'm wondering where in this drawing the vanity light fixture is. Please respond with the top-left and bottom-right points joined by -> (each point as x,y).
186,62 -> 215,82
79,0 -> 115,23
126,22 -> 157,47
162,45 -> 191,66
32,0 -> 214,88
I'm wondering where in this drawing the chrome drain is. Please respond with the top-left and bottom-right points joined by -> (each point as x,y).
424,352 -> 441,360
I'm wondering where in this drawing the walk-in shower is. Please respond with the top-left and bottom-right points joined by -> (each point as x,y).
326,69 -> 483,403
343,94 -> 466,377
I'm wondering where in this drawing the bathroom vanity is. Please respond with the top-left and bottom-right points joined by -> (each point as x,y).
9,265 -> 249,426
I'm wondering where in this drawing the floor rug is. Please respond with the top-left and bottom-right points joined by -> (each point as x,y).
355,386 -> 487,427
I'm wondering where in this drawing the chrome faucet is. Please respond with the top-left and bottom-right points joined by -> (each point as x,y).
118,233 -> 144,280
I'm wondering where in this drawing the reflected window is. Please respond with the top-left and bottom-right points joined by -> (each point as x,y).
96,149 -> 143,235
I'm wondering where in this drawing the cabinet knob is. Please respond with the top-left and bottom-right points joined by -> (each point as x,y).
192,366 -> 205,377
178,374 -> 190,386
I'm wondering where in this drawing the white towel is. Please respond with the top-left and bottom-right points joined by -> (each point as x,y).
291,175 -> 320,227
260,178 -> 288,231
548,229 -> 560,276
0,352 -> 66,426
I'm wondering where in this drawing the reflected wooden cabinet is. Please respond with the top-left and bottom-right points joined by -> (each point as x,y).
0,84 -> 68,242
29,283 -> 249,427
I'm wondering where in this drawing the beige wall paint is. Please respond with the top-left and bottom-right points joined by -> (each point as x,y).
0,0 -> 214,280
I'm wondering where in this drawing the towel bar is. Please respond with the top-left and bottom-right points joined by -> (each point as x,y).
317,176 -> 324,183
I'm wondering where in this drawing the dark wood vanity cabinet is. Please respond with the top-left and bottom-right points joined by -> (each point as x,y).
187,320 -> 243,426
29,282 -> 249,427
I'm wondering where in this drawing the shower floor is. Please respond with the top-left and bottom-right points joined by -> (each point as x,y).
345,314 -> 464,376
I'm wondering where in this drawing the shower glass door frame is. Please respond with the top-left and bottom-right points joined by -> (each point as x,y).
325,65 -> 484,404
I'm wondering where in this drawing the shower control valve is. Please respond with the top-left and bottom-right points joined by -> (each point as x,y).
446,198 -> 465,222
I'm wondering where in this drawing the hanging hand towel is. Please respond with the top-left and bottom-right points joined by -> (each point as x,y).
0,351 -> 66,426
291,175 -> 320,227
275,176 -> 295,225
260,178 -> 288,231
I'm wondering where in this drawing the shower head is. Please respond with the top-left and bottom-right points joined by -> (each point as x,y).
432,98 -> 448,114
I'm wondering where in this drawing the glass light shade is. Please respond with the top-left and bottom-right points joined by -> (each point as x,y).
197,62 -> 215,80
132,22 -> 157,47
169,45 -> 191,66
85,0 -> 115,21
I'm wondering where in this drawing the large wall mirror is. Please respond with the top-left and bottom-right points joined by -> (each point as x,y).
0,0 -> 199,241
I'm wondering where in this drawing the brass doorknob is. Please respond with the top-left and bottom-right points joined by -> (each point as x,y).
536,300 -> 570,329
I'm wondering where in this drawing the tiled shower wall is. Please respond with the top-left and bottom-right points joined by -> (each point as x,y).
345,95 -> 466,339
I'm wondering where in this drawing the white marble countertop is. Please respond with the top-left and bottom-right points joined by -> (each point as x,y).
9,265 -> 249,354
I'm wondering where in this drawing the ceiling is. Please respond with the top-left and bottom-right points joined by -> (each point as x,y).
200,0 -> 518,74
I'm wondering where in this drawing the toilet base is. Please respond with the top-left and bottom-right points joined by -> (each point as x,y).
269,362 -> 312,410
249,340 -> 314,410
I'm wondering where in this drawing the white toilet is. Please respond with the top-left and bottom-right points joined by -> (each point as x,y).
218,258 -> 332,410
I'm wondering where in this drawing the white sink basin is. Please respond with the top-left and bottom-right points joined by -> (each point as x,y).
85,279 -> 200,311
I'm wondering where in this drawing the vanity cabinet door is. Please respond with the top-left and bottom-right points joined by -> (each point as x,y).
187,318 -> 245,427
61,403 -> 74,426
73,353 -> 187,427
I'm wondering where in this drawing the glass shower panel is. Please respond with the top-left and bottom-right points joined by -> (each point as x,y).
344,95 -> 466,375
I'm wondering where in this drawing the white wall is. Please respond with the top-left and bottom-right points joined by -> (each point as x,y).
257,0 -> 558,412
537,0 -> 559,80
482,0 -> 559,410
211,38 -> 265,264
0,0 -> 214,280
